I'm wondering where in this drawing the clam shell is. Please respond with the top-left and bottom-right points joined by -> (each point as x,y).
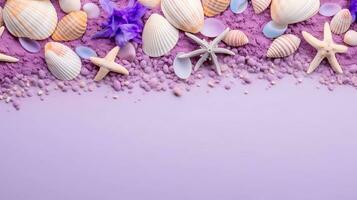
330,9 -> 352,35
45,42 -> 82,81
52,11 -> 87,42
138,0 -> 161,8
142,14 -> 179,57
2,0 -> 58,40
202,0 -> 230,17
223,30 -> 249,47
267,34 -> 301,58
59,0 -> 81,13
271,0 -> 320,25
252,0 -> 271,14
344,30 -> 357,46
161,0 -> 204,33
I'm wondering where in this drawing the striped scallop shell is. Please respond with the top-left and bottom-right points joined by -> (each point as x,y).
52,11 -> 87,42
142,14 -> 179,57
344,30 -> 357,46
331,9 -> 352,35
223,30 -> 249,47
202,0 -> 230,17
161,0 -> 204,33
252,0 -> 272,14
138,0 -> 161,8
45,42 -> 82,81
267,34 -> 301,58
2,0 -> 57,40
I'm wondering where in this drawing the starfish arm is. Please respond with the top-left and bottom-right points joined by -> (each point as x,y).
214,48 -> 235,56
211,53 -> 222,75
0,53 -> 19,63
327,54 -> 343,74
94,68 -> 110,81
307,52 -> 325,74
108,63 -> 129,75
212,28 -> 230,47
323,22 -> 333,43
333,44 -> 348,53
178,49 -> 207,59
302,31 -> 324,48
185,32 -> 209,48
194,53 -> 209,71
104,46 -> 120,62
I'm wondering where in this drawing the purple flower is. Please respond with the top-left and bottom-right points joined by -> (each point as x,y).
94,0 -> 147,47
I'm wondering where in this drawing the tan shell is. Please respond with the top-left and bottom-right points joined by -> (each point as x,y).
267,34 -> 301,58
161,0 -> 204,33
344,30 -> 357,46
252,0 -> 272,14
138,0 -> 161,8
52,11 -> 87,42
223,30 -> 249,47
331,9 -> 352,35
202,0 -> 230,17
0,7 -> 3,27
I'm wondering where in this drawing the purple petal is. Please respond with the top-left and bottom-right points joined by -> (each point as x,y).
99,0 -> 115,14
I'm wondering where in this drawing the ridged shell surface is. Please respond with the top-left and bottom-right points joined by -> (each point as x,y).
52,11 -> 87,42
252,0 -> 272,14
45,42 -> 82,81
59,0 -> 81,13
138,0 -> 161,8
0,7 -> 3,27
271,0 -> 320,25
2,0 -> 58,40
202,0 -> 230,17
344,30 -> 357,46
142,14 -> 179,57
161,0 -> 204,33
267,34 -> 301,58
331,9 -> 352,34
223,30 -> 249,47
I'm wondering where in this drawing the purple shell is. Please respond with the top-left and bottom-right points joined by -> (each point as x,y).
18,38 -> 41,53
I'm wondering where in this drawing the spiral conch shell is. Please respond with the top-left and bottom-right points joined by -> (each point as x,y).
267,34 -> 301,58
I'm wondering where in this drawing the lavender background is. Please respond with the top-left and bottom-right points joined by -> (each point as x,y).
1,78 -> 357,200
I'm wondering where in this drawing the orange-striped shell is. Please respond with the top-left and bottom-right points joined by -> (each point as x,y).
202,0 -> 230,17
52,11 -> 87,42
223,30 -> 249,47
252,0 -> 271,14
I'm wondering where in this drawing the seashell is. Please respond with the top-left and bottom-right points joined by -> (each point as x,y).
271,0 -> 320,25
344,30 -> 357,46
223,30 -> 249,47
0,53 -> 18,63
45,42 -> 82,81
52,11 -> 88,42
75,46 -> 97,59
173,53 -> 192,79
0,26 -> 4,37
200,18 -> 226,38
142,14 -> 179,57
330,9 -> 352,35
230,0 -> 248,14
263,20 -> 287,38
252,0 -> 272,14
0,7 -> 3,27
59,0 -> 81,13
83,3 -> 100,19
19,38 -> 41,53
267,34 -> 301,58
138,0 -> 161,8
2,0 -> 58,40
118,42 -> 136,61
161,0 -> 204,33
202,0 -> 230,17
319,3 -> 341,17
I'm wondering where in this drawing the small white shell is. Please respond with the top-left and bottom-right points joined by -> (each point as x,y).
138,0 -> 161,8
59,0 -> 81,13
83,3 -> 100,19
142,14 -> 179,57
252,0 -> 271,14
330,9 -> 352,35
344,30 -> 357,46
267,34 -> 301,58
45,42 -> 82,81
223,30 -> 249,47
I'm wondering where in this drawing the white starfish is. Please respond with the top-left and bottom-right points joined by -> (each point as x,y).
179,28 -> 235,75
90,46 -> 129,81
302,22 -> 348,74
0,26 -> 18,63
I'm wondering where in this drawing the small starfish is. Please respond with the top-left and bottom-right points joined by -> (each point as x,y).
179,28 -> 235,75
90,46 -> 129,81
0,26 -> 18,63
302,22 -> 348,74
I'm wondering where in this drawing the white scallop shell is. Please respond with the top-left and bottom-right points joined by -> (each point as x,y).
223,30 -> 249,47
59,0 -> 81,13
252,0 -> 272,14
138,0 -> 161,8
2,0 -> 58,40
271,0 -> 320,25
161,0 -> 204,33
45,42 -> 82,81
344,30 -> 357,46
267,34 -> 301,58
330,9 -> 352,35
142,14 -> 179,57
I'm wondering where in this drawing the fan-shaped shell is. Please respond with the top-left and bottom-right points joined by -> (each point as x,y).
52,11 -> 87,42
223,30 -> 249,47
142,14 -> 179,57
161,0 -> 204,33
331,9 -> 352,35
252,0 -> 272,14
138,0 -> 161,8
267,34 -> 301,58
202,0 -> 230,17
45,42 -> 82,81
59,0 -> 81,13
344,30 -> 357,46
271,0 -> 320,25
2,0 -> 58,40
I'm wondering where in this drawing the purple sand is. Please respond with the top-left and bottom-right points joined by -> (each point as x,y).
0,0 -> 356,110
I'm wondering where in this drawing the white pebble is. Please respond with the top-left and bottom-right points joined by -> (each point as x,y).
83,3 -> 101,19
